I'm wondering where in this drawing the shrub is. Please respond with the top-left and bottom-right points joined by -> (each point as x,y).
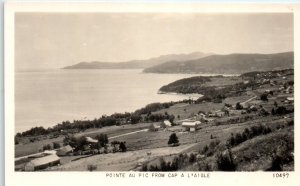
216,149 -> 236,171
149,165 -> 159,171
287,120 -> 294,126
43,144 -> 52,151
189,153 -> 196,163
260,93 -> 269,101
201,140 -> 221,157
269,155 -> 283,171
53,142 -> 61,149
272,106 -> 289,115
198,161 -> 212,171
159,158 -> 168,171
87,164 -> 97,171
236,102 -> 243,110
170,158 -> 179,171
142,164 -> 148,171
15,137 -> 20,145
119,142 -> 127,152
95,133 -> 109,147
168,133 -> 179,146
201,145 -> 209,154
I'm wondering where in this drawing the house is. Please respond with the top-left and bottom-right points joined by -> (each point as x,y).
56,145 -> 73,156
248,105 -> 258,112
196,113 -> 211,122
161,120 -> 172,128
86,136 -> 98,143
24,154 -> 60,171
149,123 -> 161,131
208,110 -> 225,118
181,120 -> 201,132
285,97 -> 294,103
243,80 -> 249,84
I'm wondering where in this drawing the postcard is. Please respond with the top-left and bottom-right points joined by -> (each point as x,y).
4,2 -> 300,186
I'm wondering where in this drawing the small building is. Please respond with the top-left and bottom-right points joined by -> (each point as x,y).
161,120 -> 172,128
149,123 -> 161,131
196,113 -> 211,122
56,145 -> 73,156
181,120 -> 201,132
86,136 -> 98,143
43,150 -> 57,155
24,154 -> 60,171
209,110 -> 225,118
243,80 -> 249,84
285,97 -> 294,103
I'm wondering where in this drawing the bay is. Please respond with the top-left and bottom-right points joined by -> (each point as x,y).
15,69 -> 198,133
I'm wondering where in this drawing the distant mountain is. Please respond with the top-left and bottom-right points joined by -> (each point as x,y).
143,52 -> 294,74
63,52 -> 213,69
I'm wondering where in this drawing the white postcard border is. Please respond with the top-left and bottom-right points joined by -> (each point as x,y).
4,2 -> 300,186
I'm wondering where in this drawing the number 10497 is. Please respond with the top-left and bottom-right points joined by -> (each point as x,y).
273,173 -> 289,178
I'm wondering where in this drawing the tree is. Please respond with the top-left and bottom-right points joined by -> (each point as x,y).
119,142 -> 127,152
130,114 -> 141,124
168,133 -> 179,146
53,142 -> 61,149
235,102 -> 243,110
15,136 -> 20,145
87,164 -> 97,171
76,136 -> 88,150
260,93 -> 269,101
43,144 -> 52,151
96,133 -> 109,148
189,153 -> 196,163
216,148 -> 236,171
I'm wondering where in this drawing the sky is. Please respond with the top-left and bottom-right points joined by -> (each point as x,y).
15,13 -> 293,70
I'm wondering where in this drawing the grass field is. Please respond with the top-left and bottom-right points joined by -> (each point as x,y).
49,143 -> 197,171
15,123 -> 151,158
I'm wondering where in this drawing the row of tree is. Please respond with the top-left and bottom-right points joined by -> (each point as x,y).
15,102 -> 178,138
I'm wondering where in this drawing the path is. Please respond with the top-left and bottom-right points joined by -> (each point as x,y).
108,129 -> 148,139
15,148 -> 60,161
241,96 -> 257,105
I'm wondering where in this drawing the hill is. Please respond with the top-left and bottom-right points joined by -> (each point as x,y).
143,52 -> 293,74
63,52 -> 212,69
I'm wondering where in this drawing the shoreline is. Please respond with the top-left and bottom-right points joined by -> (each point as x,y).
157,91 -> 203,99
15,93 -> 196,134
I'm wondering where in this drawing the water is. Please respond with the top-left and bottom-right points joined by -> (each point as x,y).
15,69 -> 199,133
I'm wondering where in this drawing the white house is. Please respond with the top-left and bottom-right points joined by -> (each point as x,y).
181,120 -> 201,132
162,120 -> 172,128
86,136 -> 98,143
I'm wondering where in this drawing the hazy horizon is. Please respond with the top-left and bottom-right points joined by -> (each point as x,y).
15,13 -> 293,70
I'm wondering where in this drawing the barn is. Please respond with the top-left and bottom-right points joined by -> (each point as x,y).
24,154 -> 60,171
181,120 -> 201,132
56,145 -> 73,156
